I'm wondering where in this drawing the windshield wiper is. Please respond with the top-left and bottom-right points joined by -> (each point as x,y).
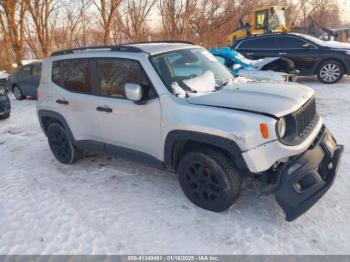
215,81 -> 229,90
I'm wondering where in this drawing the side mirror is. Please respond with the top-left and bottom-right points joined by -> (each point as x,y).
125,83 -> 143,102
303,43 -> 311,50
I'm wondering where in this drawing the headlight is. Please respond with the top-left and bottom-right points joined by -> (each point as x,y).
276,117 -> 286,138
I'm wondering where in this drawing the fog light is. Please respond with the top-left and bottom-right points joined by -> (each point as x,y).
295,182 -> 302,191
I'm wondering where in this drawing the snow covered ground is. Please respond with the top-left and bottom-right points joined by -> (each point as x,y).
0,77 -> 349,255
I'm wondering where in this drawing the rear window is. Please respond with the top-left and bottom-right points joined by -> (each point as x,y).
51,59 -> 91,93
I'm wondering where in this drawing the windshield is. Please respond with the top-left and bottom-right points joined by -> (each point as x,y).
150,48 -> 235,96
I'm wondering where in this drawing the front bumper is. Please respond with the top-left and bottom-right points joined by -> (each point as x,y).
273,127 -> 344,221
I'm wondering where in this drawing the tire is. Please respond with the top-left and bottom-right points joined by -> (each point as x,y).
0,112 -> 10,120
47,123 -> 80,164
317,60 -> 344,84
12,85 -> 25,100
177,148 -> 241,212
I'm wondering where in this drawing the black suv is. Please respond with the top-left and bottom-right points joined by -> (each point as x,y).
0,86 -> 10,119
232,33 -> 350,84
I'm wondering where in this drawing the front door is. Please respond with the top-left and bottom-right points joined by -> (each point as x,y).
91,57 -> 162,161
273,36 -> 319,75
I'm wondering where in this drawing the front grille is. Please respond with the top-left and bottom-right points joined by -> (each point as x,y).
294,97 -> 317,136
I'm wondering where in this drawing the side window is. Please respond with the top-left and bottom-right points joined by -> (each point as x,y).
238,37 -> 277,49
276,36 -> 307,48
32,64 -> 42,76
256,10 -> 268,29
51,59 -> 91,93
21,66 -> 32,77
63,59 -> 91,93
96,58 -> 154,99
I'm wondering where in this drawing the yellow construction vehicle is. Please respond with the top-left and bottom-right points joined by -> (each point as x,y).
227,6 -> 349,45
227,6 -> 291,45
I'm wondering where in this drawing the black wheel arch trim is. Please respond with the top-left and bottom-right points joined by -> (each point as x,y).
164,130 -> 249,173
38,109 -> 76,142
38,109 -> 163,169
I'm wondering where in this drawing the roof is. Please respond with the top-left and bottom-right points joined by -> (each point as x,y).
50,41 -> 198,57
126,42 -> 197,55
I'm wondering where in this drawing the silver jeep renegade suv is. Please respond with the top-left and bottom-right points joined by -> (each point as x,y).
37,41 -> 344,221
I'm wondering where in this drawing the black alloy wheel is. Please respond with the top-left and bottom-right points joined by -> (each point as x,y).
177,148 -> 241,212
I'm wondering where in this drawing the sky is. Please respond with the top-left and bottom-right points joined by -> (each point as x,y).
339,0 -> 350,23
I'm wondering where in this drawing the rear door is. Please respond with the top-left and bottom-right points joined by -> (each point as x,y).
236,36 -> 279,59
91,57 -> 162,161
29,63 -> 42,96
51,58 -> 105,150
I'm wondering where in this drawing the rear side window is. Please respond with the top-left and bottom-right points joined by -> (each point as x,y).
237,37 -> 277,49
21,66 -> 32,77
51,59 -> 91,93
96,58 -> 153,98
32,64 -> 42,76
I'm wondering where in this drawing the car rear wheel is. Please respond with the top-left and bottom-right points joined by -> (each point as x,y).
13,85 -> 25,100
177,148 -> 241,212
317,60 -> 344,84
47,123 -> 80,164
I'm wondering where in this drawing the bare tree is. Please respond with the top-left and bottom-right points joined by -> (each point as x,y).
57,0 -> 92,49
159,0 -> 198,40
26,0 -> 63,57
119,0 -> 156,42
0,0 -> 27,67
94,0 -> 122,45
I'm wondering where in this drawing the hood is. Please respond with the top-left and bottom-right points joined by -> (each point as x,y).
186,82 -> 314,118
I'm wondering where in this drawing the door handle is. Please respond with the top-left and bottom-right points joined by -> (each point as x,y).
56,99 -> 69,105
278,52 -> 287,55
96,106 -> 113,113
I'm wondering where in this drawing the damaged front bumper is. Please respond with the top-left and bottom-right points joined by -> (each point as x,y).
272,126 -> 344,221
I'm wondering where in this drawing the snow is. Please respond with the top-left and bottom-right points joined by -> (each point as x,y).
0,77 -> 350,255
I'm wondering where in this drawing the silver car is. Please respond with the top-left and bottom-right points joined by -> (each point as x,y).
37,42 -> 343,221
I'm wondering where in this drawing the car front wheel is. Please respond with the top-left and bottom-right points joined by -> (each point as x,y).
317,60 -> 344,84
177,148 -> 241,212
0,112 -> 10,120
47,123 -> 80,164
13,85 -> 25,100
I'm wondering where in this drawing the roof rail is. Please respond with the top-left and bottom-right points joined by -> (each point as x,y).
128,40 -> 195,45
50,45 -> 144,57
